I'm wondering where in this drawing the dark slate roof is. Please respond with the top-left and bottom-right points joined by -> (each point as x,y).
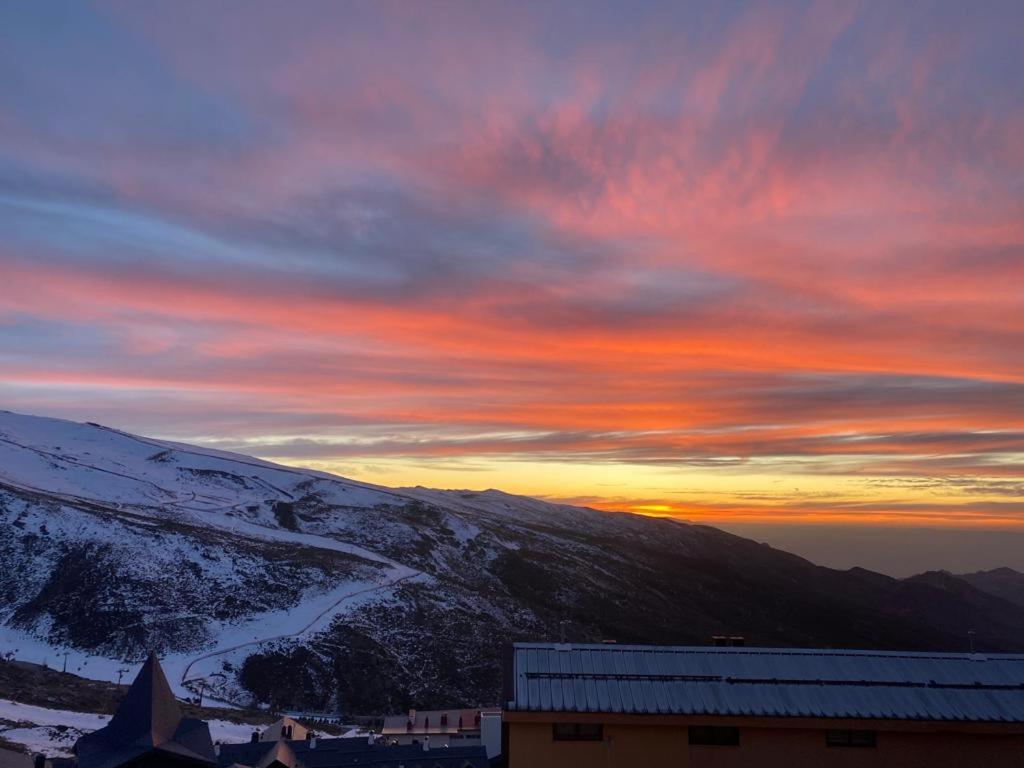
217,737 -> 488,768
75,652 -> 217,768
0,748 -> 32,768
255,740 -> 298,768
507,642 -> 1024,723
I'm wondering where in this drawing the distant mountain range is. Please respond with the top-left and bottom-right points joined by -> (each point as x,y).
1,410 -> 1023,715
958,567 -> 1024,609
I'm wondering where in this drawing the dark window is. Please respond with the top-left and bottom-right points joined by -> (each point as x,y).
826,729 -> 877,748
688,726 -> 740,746
552,723 -> 604,741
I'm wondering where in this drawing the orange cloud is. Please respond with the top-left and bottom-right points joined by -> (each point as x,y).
2,0 -> 1023,532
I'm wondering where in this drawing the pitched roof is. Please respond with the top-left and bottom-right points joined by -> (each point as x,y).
506,642 -> 1024,723
256,740 -> 299,768
75,652 -> 216,768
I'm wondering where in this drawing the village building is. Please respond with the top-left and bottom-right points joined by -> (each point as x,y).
216,737 -> 488,768
258,718 -> 308,743
380,709 -> 501,756
73,652 -> 217,768
218,713 -> 491,767
502,642 -> 1024,768
27,654 -> 488,768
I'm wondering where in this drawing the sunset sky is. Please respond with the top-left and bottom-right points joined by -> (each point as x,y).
1,1 -> 1022,557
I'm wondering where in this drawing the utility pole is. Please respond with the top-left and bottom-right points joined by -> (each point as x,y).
61,651 -> 70,674
116,668 -> 129,686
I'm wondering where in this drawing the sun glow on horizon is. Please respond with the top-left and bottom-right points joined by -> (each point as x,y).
257,451 -> 1024,531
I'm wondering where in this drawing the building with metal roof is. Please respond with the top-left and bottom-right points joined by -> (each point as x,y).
503,642 -> 1024,768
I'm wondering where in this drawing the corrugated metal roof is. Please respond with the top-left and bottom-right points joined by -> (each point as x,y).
507,643 -> 1024,723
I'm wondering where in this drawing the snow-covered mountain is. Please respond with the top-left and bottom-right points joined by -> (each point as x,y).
3,410 -> 1024,714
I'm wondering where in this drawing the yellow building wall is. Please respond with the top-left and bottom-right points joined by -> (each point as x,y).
507,721 -> 1024,768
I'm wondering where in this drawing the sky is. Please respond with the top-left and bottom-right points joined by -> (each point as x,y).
1,1 -> 1023,570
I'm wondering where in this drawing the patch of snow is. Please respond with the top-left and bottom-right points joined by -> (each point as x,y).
0,699 -> 109,730
0,698 -> 269,756
1,726 -> 81,756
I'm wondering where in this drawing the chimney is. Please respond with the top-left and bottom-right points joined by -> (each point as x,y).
309,736 -> 317,750
368,732 -> 376,745
423,735 -> 430,752
251,731 -> 260,743
214,745 -> 221,757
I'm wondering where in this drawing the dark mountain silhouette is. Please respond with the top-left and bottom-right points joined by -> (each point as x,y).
957,567 -> 1024,609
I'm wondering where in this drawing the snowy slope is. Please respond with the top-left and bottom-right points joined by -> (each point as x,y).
0,697 -> 276,756
0,410 -> 428,704
0,410 -> 646,710
0,409 -> 409,525
5,410 -> 1024,715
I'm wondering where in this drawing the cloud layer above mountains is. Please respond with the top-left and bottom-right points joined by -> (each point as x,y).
1,1 -> 1022,529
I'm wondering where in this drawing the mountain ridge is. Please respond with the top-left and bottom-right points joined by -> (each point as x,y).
953,567 -> 1024,610
2,410 -> 1024,715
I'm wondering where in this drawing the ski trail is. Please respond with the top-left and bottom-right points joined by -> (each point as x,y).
179,570 -> 420,687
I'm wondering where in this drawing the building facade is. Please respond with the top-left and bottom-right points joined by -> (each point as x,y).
503,642 -> 1024,767
381,708 -> 501,756
258,717 -> 308,743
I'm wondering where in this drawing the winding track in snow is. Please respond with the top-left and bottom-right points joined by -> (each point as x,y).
173,494 -> 426,692
179,569 -> 420,689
